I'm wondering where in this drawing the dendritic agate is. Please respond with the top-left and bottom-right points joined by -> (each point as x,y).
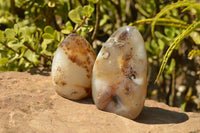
92,26 -> 147,119
52,34 -> 96,100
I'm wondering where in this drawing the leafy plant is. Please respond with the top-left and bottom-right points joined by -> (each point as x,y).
0,0 -> 96,71
130,0 -> 200,111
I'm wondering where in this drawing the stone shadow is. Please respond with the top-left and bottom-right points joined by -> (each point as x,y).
135,106 -> 189,124
74,96 -> 94,105
28,68 -> 51,76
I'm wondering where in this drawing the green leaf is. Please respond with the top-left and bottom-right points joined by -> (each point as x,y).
130,18 -> 189,29
68,8 -> 82,23
166,58 -> 176,74
14,24 -> 19,34
42,33 -> 54,39
61,21 -> 73,34
151,40 -> 158,50
145,42 -> 153,53
100,14 -> 109,26
44,26 -> 54,34
0,30 -> 4,42
155,31 -> 171,42
87,0 -> 99,3
188,50 -> 200,60
41,39 -> 55,56
158,39 -> 165,51
186,88 -> 192,99
61,29 -> 72,35
0,58 -> 8,65
43,50 -> 53,56
19,26 -> 34,36
42,39 -> 54,45
9,54 -> 19,63
81,24 -> 94,33
9,48 -> 26,63
155,20 -> 200,83
18,58 -> 25,66
65,21 -> 73,27
77,6 -> 84,16
137,4 -> 150,17
41,39 -> 54,54
164,27 -> 176,39
7,38 -> 23,50
180,100 -> 187,111
190,31 -> 200,45
24,49 -> 39,64
148,39 -> 165,56
53,30 -> 61,41
41,42 -> 47,52
5,28 -> 16,38
82,3 -> 94,17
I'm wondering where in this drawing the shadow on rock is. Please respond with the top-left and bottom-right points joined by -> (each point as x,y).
75,97 -> 94,105
135,106 -> 189,124
28,68 -> 51,76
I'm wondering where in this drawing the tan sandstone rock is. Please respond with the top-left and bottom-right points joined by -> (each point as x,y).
0,71 -> 199,133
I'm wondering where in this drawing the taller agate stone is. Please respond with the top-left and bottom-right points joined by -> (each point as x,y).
92,26 -> 147,119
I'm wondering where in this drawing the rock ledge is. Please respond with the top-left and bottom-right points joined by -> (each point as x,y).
0,71 -> 199,133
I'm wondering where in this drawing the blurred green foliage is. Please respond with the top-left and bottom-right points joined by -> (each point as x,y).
0,0 -> 200,112
0,0 -> 96,71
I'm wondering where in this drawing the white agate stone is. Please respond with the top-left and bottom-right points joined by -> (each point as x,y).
52,34 -> 96,100
92,26 -> 147,119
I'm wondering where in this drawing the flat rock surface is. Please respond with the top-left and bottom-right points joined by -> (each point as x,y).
0,71 -> 199,133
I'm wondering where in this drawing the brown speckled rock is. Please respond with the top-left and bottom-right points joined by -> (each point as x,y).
52,34 -> 96,100
0,71 -> 199,133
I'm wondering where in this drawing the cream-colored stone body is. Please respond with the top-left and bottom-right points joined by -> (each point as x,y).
92,26 -> 147,119
52,34 -> 96,100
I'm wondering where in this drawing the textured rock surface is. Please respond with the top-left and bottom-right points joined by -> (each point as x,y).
0,71 -> 199,133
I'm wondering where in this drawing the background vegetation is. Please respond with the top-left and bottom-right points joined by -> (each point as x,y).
0,0 -> 199,112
